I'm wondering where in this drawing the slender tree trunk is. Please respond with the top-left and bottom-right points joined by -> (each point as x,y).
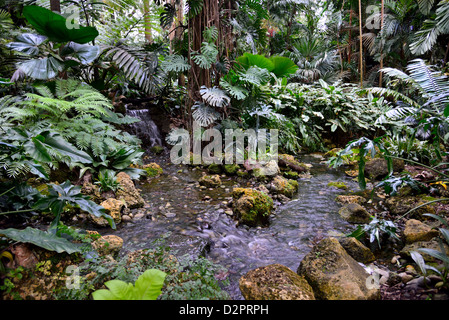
379,0 -> 384,87
358,0 -> 363,88
144,0 -> 153,43
348,10 -> 353,64
50,0 -> 60,12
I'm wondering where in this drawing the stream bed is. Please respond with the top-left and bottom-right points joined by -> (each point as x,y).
108,154 -> 361,300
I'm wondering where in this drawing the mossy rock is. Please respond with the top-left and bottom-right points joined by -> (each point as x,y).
283,170 -> 299,179
327,181 -> 348,190
143,163 -> 163,177
223,164 -> 240,176
199,174 -> 222,188
270,175 -> 299,198
149,145 -> 164,155
232,188 -> 274,227
207,163 -> 222,174
236,169 -> 250,178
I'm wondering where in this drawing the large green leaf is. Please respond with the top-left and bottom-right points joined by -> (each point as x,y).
0,227 -> 82,254
92,269 -> 166,300
6,33 -> 47,56
236,53 -> 274,72
269,56 -> 299,78
23,5 -> 98,44
61,42 -> 100,64
17,57 -> 63,80
40,131 -> 93,164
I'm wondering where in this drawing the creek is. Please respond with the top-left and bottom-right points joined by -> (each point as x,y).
107,153 -> 361,300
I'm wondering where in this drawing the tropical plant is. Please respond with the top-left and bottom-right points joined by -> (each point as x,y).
6,5 -> 100,81
410,213 -> 449,287
94,169 -> 121,193
92,269 -> 167,300
348,217 -> 400,249
371,58 -> 449,161
32,180 -> 115,231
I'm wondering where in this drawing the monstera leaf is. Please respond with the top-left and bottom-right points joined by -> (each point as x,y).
23,5 -> 98,44
0,227 -> 83,254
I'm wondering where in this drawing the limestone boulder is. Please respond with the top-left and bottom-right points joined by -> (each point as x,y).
270,175 -> 299,198
338,203 -> 371,224
92,235 -> 123,257
403,219 -> 439,244
232,188 -> 273,227
364,158 -> 404,180
199,174 -> 222,188
90,198 -> 126,227
297,237 -> 380,300
115,172 -> 145,209
339,237 -> 375,264
239,264 -> 315,300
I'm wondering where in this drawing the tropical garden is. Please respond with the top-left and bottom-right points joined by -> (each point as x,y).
0,0 -> 449,302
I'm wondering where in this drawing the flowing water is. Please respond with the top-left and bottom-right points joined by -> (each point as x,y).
126,107 -> 163,147
109,154 -> 361,300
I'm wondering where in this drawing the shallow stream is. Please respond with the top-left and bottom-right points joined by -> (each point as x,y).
109,154 -> 360,299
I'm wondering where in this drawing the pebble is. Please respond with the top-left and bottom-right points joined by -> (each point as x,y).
122,215 -> 132,222
225,210 -> 233,216
164,212 -> 176,218
405,265 -> 417,275
399,272 -> 414,283
134,213 -> 145,219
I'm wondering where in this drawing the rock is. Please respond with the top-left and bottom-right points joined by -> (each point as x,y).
283,171 -> 299,179
115,172 -> 145,209
207,163 -> 222,174
400,239 -> 449,262
92,235 -> 123,257
270,175 -> 299,198
338,203 -> 371,224
8,244 -> 39,269
223,164 -> 240,176
339,237 -> 375,263
327,181 -> 348,190
122,215 -> 132,222
403,219 -> 439,244
198,174 -> 222,188
297,237 -> 380,300
91,198 -> 126,227
232,188 -> 274,227
252,160 -> 280,178
399,272 -> 414,283
405,276 -> 431,290
385,196 -> 435,219
335,195 -> 367,205
239,264 -> 315,300
143,163 -> 163,177
81,181 -> 102,203
364,158 -> 405,180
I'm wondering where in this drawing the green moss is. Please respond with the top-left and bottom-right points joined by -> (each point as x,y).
283,170 -> 299,179
327,181 -> 348,190
232,188 -> 274,226
144,163 -> 163,177
236,170 -> 249,178
207,163 -> 222,174
149,145 -> 164,155
223,164 -> 240,175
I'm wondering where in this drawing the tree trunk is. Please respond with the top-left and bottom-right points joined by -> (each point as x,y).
358,0 -> 363,88
379,0 -> 384,87
144,0 -> 153,43
50,0 -> 60,12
